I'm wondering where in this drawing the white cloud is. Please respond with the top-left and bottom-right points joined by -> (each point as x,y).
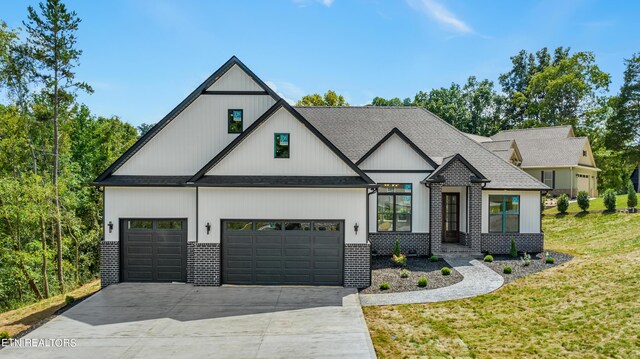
292,0 -> 334,8
265,80 -> 305,105
321,0 -> 334,6
407,0 -> 472,33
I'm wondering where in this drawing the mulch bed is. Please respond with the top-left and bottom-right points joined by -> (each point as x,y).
482,250 -> 573,284
359,256 -> 463,294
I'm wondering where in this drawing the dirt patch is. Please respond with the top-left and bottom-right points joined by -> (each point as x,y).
482,251 -> 573,283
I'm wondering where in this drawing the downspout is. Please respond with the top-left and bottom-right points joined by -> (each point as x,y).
196,186 -> 199,243
570,167 -> 574,198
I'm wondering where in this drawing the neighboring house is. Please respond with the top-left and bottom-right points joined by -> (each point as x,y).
632,165 -> 639,192
467,126 -> 600,198
93,57 -> 548,289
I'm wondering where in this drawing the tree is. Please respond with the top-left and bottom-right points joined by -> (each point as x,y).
603,189 -> 617,211
369,96 -> 404,106
577,191 -> 590,212
137,123 -> 154,137
296,90 -> 348,106
606,53 -> 640,157
627,182 -> 637,210
24,0 -> 93,292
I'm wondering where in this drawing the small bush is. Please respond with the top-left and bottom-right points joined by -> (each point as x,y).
483,255 -> 494,262
509,236 -> 517,257
0,331 -> 10,340
417,277 -> 428,287
399,268 -> 410,278
545,257 -> 555,264
441,267 -> 451,275
627,183 -> 638,209
391,254 -> 407,267
603,189 -> 617,211
429,255 -> 439,262
503,266 -> 513,274
379,282 -> 390,290
521,252 -> 531,267
557,194 -> 569,214
577,191 -> 590,212
65,295 -> 76,305
393,238 -> 401,257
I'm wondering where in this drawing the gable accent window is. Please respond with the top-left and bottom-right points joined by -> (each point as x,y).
228,109 -> 243,133
542,170 -> 554,189
377,183 -> 412,232
489,195 -> 520,233
583,150 -> 587,157
274,133 -> 290,158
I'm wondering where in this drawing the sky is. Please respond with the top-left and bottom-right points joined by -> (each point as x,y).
2,0 -> 639,126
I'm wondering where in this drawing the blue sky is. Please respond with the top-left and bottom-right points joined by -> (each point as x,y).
2,0 -> 639,126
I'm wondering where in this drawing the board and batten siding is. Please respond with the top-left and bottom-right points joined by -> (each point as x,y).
206,64 -> 264,92
367,172 -> 430,233
207,107 -> 359,176
481,190 -> 541,233
197,188 -> 367,244
359,134 -> 434,171
103,187 -> 197,242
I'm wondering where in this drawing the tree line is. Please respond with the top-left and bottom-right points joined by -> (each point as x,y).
0,0 -> 137,311
298,48 -> 640,191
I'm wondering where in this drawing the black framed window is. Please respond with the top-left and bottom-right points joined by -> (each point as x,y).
274,133 -> 290,158
228,109 -> 243,133
377,183 -> 412,232
489,195 -> 520,233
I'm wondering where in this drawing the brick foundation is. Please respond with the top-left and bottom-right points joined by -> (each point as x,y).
344,243 -> 371,288
187,241 -> 195,284
194,243 -> 220,286
481,233 -> 544,254
100,241 -> 119,288
368,233 -> 429,256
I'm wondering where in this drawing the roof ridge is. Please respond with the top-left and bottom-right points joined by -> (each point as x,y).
495,125 -> 573,134
294,106 -> 423,109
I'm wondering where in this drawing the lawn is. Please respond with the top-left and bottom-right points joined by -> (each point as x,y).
0,279 -> 100,337
543,194 -> 630,214
363,213 -> 640,358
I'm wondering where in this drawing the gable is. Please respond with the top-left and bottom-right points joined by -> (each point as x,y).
358,133 -> 434,171
206,64 -> 265,92
578,138 -> 596,167
206,106 -> 361,177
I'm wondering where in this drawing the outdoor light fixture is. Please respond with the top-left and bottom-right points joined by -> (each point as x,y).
354,222 -> 359,235
206,222 -> 211,235
108,221 -> 113,233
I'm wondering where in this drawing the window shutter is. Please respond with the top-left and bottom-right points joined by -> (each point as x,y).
552,171 -> 556,189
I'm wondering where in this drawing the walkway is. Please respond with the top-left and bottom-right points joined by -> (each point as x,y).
359,257 -> 504,306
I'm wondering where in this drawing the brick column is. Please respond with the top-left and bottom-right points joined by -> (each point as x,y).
194,243 -> 221,286
468,183 -> 482,252
430,183 -> 443,254
100,241 -> 119,288
187,242 -> 195,283
344,243 -> 371,288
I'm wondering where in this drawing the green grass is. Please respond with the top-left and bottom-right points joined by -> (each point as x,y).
363,212 -> 640,358
544,194 -> 630,214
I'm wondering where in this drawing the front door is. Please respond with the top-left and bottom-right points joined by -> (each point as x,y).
442,193 -> 460,243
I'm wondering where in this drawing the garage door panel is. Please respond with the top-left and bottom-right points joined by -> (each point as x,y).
315,261 -> 340,269
255,236 -> 281,244
255,247 -> 282,256
284,260 -> 311,269
225,247 -> 253,256
225,235 -> 253,244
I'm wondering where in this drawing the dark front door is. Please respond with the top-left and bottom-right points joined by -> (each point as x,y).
442,193 -> 460,243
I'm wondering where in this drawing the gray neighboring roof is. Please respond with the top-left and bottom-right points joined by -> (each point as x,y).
513,137 -> 591,167
295,106 -> 548,190
480,140 -> 521,164
491,125 -> 573,141
91,176 -> 191,187
195,176 -> 374,188
463,133 -> 491,142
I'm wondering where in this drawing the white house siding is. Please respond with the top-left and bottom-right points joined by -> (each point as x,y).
103,187 -> 197,242
441,186 -> 467,233
207,107 -> 358,176
367,172 -> 430,233
481,190 -> 541,233
359,134 -> 435,171
206,64 -> 264,92
197,187 -> 367,244
115,94 -> 276,175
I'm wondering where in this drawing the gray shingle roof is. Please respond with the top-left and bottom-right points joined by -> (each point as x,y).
479,140 -> 521,163
294,106 -> 548,190
91,176 -> 191,186
195,176 -> 373,187
491,125 -> 573,141
511,137 -> 589,167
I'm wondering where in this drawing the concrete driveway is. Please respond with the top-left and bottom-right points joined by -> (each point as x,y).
1,283 -> 376,358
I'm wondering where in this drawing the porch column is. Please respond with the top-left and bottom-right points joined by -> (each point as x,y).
468,183 -> 482,252
430,183 -> 443,254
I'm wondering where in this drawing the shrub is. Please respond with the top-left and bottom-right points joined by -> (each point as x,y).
0,331 -> 10,340
441,267 -> 451,275
65,295 -> 75,305
510,236 -> 518,257
400,268 -> 410,278
627,182 -> 638,209
379,282 -> 390,290
391,254 -> 407,267
577,191 -> 590,212
483,255 -> 494,262
417,277 -> 428,287
545,257 -> 555,264
557,194 -> 569,214
392,238 -> 401,257
603,189 -> 617,211
429,255 -> 439,262
503,266 -> 512,274
521,252 -> 531,267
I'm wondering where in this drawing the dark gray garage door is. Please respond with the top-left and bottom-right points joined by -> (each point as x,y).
121,219 -> 187,282
222,220 -> 343,286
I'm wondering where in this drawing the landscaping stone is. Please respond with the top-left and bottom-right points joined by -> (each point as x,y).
482,250 -> 573,283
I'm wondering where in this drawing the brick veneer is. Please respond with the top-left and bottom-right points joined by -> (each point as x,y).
187,241 -> 195,284
344,243 -> 371,288
430,183 -> 443,253
194,242 -> 220,286
369,233 -> 430,256
100,241 -> 119,288
481,233 -> 544,254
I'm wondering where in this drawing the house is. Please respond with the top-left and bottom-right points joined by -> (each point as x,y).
632,165 -> 639,192
466,126 -> 600,198
93,57 -> 549,289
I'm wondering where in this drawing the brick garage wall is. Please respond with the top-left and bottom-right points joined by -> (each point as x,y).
344,243 -> 371,288
100,241 -> 119,288
369,233 -> 430,256
187,241 -> 195,284
194,243 -> 220,286
481,233 -> 544,254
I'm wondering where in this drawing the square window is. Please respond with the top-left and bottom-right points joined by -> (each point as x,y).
376,184 -> 412,232
274,133 -> 290,158
228,109 -> 243,134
